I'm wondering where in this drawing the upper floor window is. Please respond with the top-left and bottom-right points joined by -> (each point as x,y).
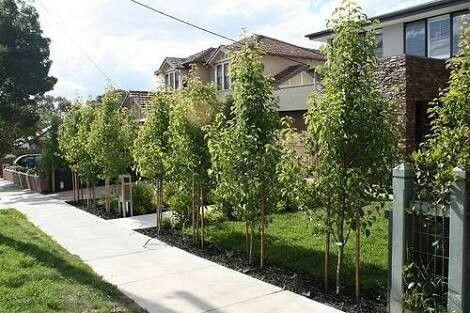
165,71 -> 180,89
428,15 -> 450,59
375,32 -> 383,58
405,20 -> 426,57
215,62 -> 230,91
453,12 -> 469,56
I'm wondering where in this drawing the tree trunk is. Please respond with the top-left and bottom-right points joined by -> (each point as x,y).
336,242 -> 344,295
192,175 -> 196,243
92,184 -> 96,208
245,220 -> 249,258
355,214 -> 361,302
249,222 -> 254,265
51,168 -> 56,193
260,181 -> 266,269
200,186 -> 204,249
105,178 -> 110,213
72,172 -> 76,202
155,181 -> 160,235
325,230 -> 330,292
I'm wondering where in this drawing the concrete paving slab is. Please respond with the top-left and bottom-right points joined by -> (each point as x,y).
88,247 -> 216,285
210,289 -> 343,313
119,264 -> 282,313
110,213 -> 158,230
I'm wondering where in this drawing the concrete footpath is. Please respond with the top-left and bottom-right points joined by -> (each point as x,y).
0,179 -> 342,313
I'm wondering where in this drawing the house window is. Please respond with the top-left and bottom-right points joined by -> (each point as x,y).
405,20 -> 426,57
428,15 -> 450,59
215,62 -> 230,91
375,32 -> 383,58
216,64 -> 223,90
453,12 -> 469,56
175,71 -> 180,89
223,63 -> 230,90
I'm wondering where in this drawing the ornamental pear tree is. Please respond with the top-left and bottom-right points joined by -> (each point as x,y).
208,38 -> 281,268
41,114 -> 65,193
133,90 -> 172,233
413,24 -> 470,208
168,69 -> 219,248
59,102 -> 99,205
305,0 -> 398,297
88,87 -> 136,212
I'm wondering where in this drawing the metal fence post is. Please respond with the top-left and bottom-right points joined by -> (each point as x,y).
390,163 -> 414,313
448,167 -> 469,313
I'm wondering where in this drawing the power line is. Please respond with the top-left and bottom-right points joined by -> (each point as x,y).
128,0 -> 311,67
36,0 -> 121,90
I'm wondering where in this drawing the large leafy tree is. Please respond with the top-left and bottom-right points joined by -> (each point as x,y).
168,71 -> 218,247
305,0 -> 397,297
88,87 -> 136,212
208,38 -> 281,268
0,0 -> 56,155
133,90 -> 172,233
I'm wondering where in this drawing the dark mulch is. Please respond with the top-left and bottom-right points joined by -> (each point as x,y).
137,227 -> 387,313
66,201 -> 122,220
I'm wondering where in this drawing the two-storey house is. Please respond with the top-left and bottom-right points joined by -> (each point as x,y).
306,0 -> 469,152
155,34 -> 324,130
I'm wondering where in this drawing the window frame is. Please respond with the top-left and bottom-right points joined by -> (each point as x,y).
403,9 -> 469,59
427,14 -> 451,59
452,10 -> 470,56
404,19 -> 427,57
215,61 -> 230,91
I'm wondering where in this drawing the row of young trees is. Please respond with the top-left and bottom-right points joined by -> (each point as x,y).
58,89 -> 136,210
54,0 -> 399,301
133,1 -> 398,299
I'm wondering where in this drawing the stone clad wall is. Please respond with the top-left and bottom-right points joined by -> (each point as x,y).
376,55 -> 449,154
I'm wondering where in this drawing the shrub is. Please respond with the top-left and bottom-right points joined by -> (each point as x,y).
132,181 -> 155,215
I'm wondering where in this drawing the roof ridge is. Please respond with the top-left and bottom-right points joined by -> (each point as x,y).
255,33 -> 322,54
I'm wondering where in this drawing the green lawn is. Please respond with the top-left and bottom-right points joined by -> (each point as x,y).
204,204 -> 390,295
0,209 -> 145,313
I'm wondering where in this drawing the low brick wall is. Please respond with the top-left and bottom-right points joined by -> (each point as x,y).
2,169 -> 50,193
0,157 -> 14,177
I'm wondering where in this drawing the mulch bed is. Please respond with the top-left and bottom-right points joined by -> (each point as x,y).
137,227 -> 387,313
66,201 -> 122,220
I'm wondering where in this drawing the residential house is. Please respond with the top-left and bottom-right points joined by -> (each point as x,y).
156,34 -> 324,131
306,0 -> 469,152
120,90 -> 152,124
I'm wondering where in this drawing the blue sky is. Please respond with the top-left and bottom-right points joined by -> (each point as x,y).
35,0 -> 426,99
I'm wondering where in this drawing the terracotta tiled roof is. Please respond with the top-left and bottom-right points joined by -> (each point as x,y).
182,47 -> 217,65
273,64 -> 309,84
223,34 -> 324,61
255,35 -> 324,61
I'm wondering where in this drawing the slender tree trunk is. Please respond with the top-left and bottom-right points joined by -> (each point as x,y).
51,168 -> 56,193
260,181 -> 266,269
325,229 -> 330,292
80,178 -> 84,204
192,175 -> 196,243
155,181 -> 160,234
245,220 -> 250,258
200,186 -> 204,249
86,183 -> 90,209
92,184 -> 96,208
249,222 -> 254,265
105,178 -> 110,213
336,241 -> 344,295
72,172 -> 76,202
355,213 -> 361,302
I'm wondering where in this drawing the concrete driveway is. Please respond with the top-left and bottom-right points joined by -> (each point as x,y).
0,179 -> 342,313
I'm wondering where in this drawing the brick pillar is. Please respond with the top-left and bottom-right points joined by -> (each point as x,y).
447,167 -> 469,313
390,163 -> 414,313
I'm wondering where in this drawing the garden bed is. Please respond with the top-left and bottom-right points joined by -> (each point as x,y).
137,226 -> 387,313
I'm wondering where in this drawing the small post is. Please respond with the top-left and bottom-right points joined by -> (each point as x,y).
390,163 -> 414,313
118,174 -> 133,218
447,167 -> 468,313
